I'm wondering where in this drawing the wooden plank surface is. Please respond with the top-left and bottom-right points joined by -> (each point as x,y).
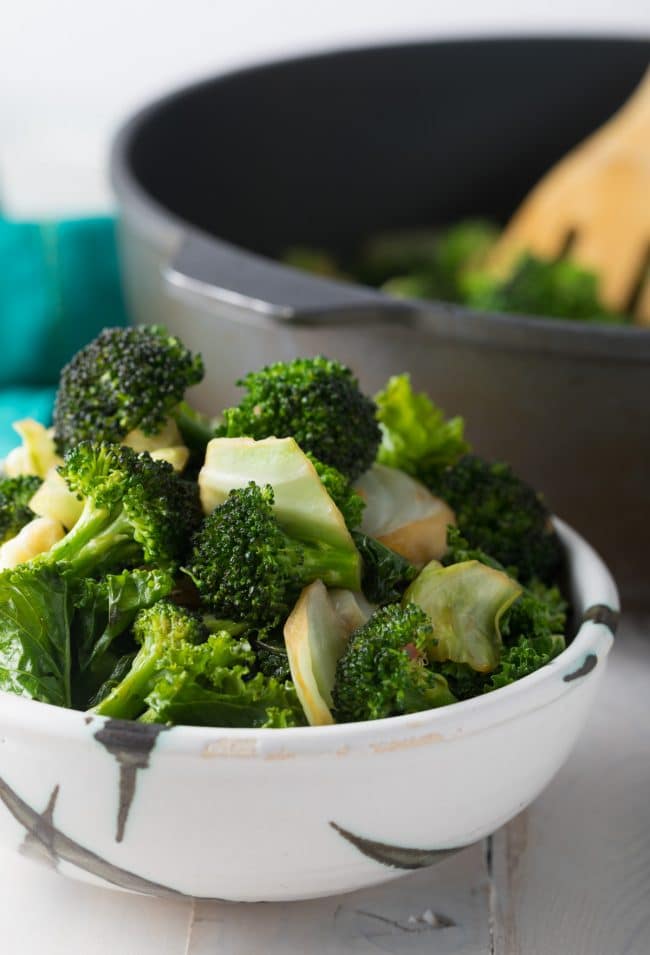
0,615 -> 647,954
186,843 -> 492,955
491,614 -> 650,955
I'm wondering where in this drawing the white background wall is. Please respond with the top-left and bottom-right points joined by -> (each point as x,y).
1,0 -> 649,215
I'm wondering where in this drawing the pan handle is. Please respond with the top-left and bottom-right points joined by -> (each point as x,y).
163,230 -> 408,321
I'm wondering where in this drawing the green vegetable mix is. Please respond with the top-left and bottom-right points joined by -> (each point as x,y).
0,325 -> 570,727
281,220 -> 627,323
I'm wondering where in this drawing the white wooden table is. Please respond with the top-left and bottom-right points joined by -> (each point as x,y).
1,613 -> 648,955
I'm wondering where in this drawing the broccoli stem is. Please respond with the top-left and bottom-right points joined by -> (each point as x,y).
300,541 -> 362,591
44,502 -> 140,577
93,642 -> 162,719
173,401 -> 217,454
68,514 -> 141,576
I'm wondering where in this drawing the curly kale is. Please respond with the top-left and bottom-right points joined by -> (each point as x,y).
0,475 -> 41,543
140,631 -> 304,728
332,603 -> 456,722
217,357 -> 381,481
435,455 -> 562,584
374,374 -> 468,488
53,325 -> 205,454
500,579 -> 568,645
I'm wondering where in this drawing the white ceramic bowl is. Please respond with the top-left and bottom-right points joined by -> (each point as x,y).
0,518 -> 618,902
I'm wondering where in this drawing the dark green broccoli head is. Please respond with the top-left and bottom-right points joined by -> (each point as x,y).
443,524 -> 509,572
255,646 -> 292,683
251,630 -> 292,682
217,357 -> 381,481
332,603 -> 456,722
189,483 -> 300,627
52,442 -> 202,574
53,325 -> 204,454
436,455 -> 562,584
188,482 -> 361,627
0,475 -> 41,543
463,254 -> 623,321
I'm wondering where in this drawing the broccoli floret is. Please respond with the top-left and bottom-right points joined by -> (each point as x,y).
93,602 -> 206,719
443,524 -> 510,572
188,483 -> 361,627
352,531 -> 417,604
355,221 -> 497,297
53,325 -> 205,454
217,357 -> 380,481
256,646 -> 292,683
435,455 -> 562,584
90,603 -> 302,726
375,374 -> 468,486
332,603 -> 456,722
0,475 -> 41,543
44,442 -> 202,577
432,220 -> 499,299
462,254 -> 624,322
307,454 -> 365,529
252,630 -> 292,682
0,447 -> 201,707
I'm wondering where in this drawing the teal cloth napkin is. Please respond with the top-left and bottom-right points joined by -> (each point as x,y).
0,216 -> 128,457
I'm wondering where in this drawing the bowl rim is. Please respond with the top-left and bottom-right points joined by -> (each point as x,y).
0,517 -> 619,757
